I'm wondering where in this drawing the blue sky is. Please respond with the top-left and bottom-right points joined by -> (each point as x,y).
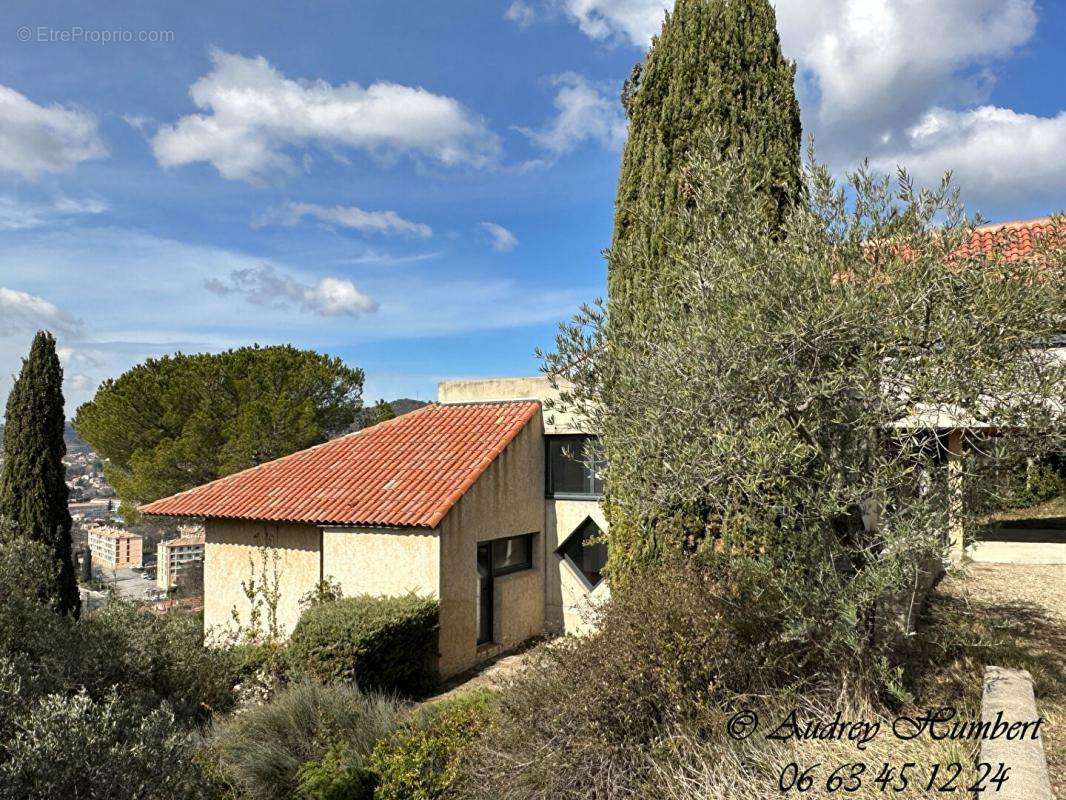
1,0 -> 1065,414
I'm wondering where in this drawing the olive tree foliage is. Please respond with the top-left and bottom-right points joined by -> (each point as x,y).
542,148 -> 1066,681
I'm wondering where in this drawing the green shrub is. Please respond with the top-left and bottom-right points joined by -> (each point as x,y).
454,557 -> 825,800
288,594 -> 439,695
296,742 -> 378,800
206,682 -> 404,800
1006,462 -> 1065,509
0,538 -> 237,725
0,681 -> 211,800
82,603 -> 238,723
370,689 -> 497,800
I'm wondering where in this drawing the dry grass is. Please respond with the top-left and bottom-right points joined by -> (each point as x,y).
979,494 -> 1066,525
644,563 -> 1065,800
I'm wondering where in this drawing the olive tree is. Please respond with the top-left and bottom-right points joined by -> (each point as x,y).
543,148 -> 1066,690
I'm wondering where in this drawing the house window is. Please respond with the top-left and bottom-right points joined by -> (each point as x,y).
546,435 -> 604,498
491,533 -> 534,576
556,517 -> 607,587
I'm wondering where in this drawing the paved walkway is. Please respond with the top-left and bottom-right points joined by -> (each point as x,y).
424,640 -> 545,705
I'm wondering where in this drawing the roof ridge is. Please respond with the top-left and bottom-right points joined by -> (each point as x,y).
140,402 -> 445,506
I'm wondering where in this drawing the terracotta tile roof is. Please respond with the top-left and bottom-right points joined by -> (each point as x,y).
163,533 -> 205,548
958,217 -> 1066,261
142,401 -> 540,528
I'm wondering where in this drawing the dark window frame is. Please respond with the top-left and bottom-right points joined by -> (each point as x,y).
545,434 -> 604,499
489,532 -> 535,577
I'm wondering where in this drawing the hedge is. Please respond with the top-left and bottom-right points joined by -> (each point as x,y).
287,594 -> 439,695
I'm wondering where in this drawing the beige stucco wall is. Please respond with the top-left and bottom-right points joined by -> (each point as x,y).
436,409 -> 545,677
203,520 -> 321,641
439,376 -> 612,639
438,376 -> 591,434
546,498 -> 611,635
321,527 -> 440,597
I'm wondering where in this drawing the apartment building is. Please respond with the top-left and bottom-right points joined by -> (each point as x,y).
156,532 -> 206,590
87,526 -> 144,570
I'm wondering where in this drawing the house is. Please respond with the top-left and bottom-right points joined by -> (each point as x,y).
143,376 -> 607,678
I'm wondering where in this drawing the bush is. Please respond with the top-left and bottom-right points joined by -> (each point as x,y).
296,743 -> 379,800
454,557 -> 828,800
288,594 -> 439,695
82,603 -> 238,723
0,678 -> 211,800
206,681 -> 405,800
370,689 -> 497,800
1006,461 -> 1065,509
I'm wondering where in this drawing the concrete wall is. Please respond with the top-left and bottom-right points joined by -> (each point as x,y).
439,376 -> 611,639
436,409 -> 545,677
546,499 -> 611,634
971,539 -> 1066,565
203,520 -> 321,640
321,527 -> 440,597
439,376 -> 589,435
981,666 -> 1054,800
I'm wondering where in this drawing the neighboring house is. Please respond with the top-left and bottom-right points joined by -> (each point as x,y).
143,376 -> 608,678
87,526 -> 143,570
156,532 -> 206,590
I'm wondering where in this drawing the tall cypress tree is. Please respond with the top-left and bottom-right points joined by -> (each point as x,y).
0,331 -> 80,615
609,0 -> 802,312
598,0 -> 803,577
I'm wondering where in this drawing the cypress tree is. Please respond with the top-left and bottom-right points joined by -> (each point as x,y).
609,0 -> 803,312
0,331 -> 81,615
599,0 -> 803,577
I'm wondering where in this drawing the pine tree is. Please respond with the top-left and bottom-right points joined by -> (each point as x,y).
609,0 -> 802,313
367,399 -> 397,427
0,331 -> 81,615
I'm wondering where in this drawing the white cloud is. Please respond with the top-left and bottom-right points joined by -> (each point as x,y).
774,0 -> 1037,158
0,227 -> 595,410
257,202 -> 432,237
0,195 -> 108,231
151,50 -> 500,182
517,73 -> 627,159
543,0 -> 669,44
204,264 -> 378,316
0,287 -> 82,337
521,1 -> 1058,201
872,106 -> 1066,204
479,222 -> 519,252
0,85 -> 107,178
505,1 -> 537,27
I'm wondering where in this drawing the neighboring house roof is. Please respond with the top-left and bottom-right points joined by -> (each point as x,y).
142,400 -> 540,528
961,217 -> 1065,261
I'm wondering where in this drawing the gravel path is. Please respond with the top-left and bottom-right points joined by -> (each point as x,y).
944,563 -> 1065,797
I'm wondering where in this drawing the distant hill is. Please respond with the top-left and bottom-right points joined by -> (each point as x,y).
349,398 -> 430,432
0,421 -> 91,455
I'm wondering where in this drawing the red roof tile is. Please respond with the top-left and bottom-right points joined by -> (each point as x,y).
142,401 -> 540,528
958,217 -> 1066,261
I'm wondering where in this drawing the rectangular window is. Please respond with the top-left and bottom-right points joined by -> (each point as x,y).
545,435 -> 604,498
490,533 -> 534,576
